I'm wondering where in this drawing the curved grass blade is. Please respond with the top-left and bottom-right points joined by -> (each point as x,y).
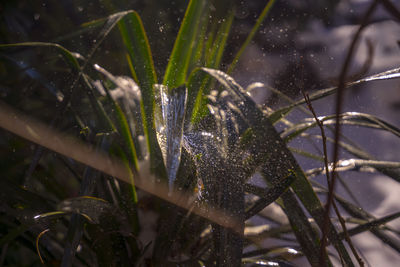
53,11 -> 130,43
283,112 -> 400,142
306,133 -> 400,183
33,211 -> 72,221
163,0 -> 207,88
306,159 -> 400,177
117,11 -> 166,179
242,246 -> 302,259
117,11 -> 157,86
56,196 -> 115,224
0,42 -> 81,72
36,229 -> 50,264
93,64 -> 139,172
81,76 -> 117,135
289,147 -> 324,162
270,66 -> 400,122
200,67 -> 354,266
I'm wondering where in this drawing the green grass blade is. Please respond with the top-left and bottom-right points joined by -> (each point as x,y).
93,64 -> 139,172
111,103 -> 139,171
163,0 -> 207,88
185,70 -> 209,126
188,5 -> 209,69
117,11 -> 166,178
117,11 -> 157,86
184,8 -> 234,126
205,9 -> 234,69
279,191 -> 330,266
184,9 -> 235,126
227,0 -> 277,74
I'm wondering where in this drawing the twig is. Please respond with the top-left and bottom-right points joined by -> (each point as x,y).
301,91 -> 364,266
321,0 -> 379,266
380,0 -> 400,21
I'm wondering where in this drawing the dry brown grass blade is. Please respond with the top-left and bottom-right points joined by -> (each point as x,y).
36,229 -> 50,264
0,101 -> 242,234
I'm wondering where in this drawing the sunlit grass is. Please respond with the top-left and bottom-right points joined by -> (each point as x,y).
0,0 -> 400,266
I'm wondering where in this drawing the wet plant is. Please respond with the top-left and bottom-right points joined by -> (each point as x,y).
1,0 -> 400,266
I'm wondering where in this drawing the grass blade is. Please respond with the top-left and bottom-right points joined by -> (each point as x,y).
185,9 -> 235,126
244,175 -> 295,220
279,190 -> 329,266
314,182 -> 400,253
162,0 -> 207,88
282,112 -> 400,142
270,66 -> 400,122
306,159 -> 400,177
93,64 -> 139,171
117,11 -> 166,178
341,212 -> 400,239
0,42 -> 81,72
165,86 -> 188,189
227,0 -> 277,74
205,9 -> 234,70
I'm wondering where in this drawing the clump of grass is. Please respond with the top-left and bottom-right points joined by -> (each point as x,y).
1,0 -> 400,266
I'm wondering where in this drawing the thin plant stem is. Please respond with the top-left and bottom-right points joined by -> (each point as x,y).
301,91 -> 364,266
321,1 -> 379,266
